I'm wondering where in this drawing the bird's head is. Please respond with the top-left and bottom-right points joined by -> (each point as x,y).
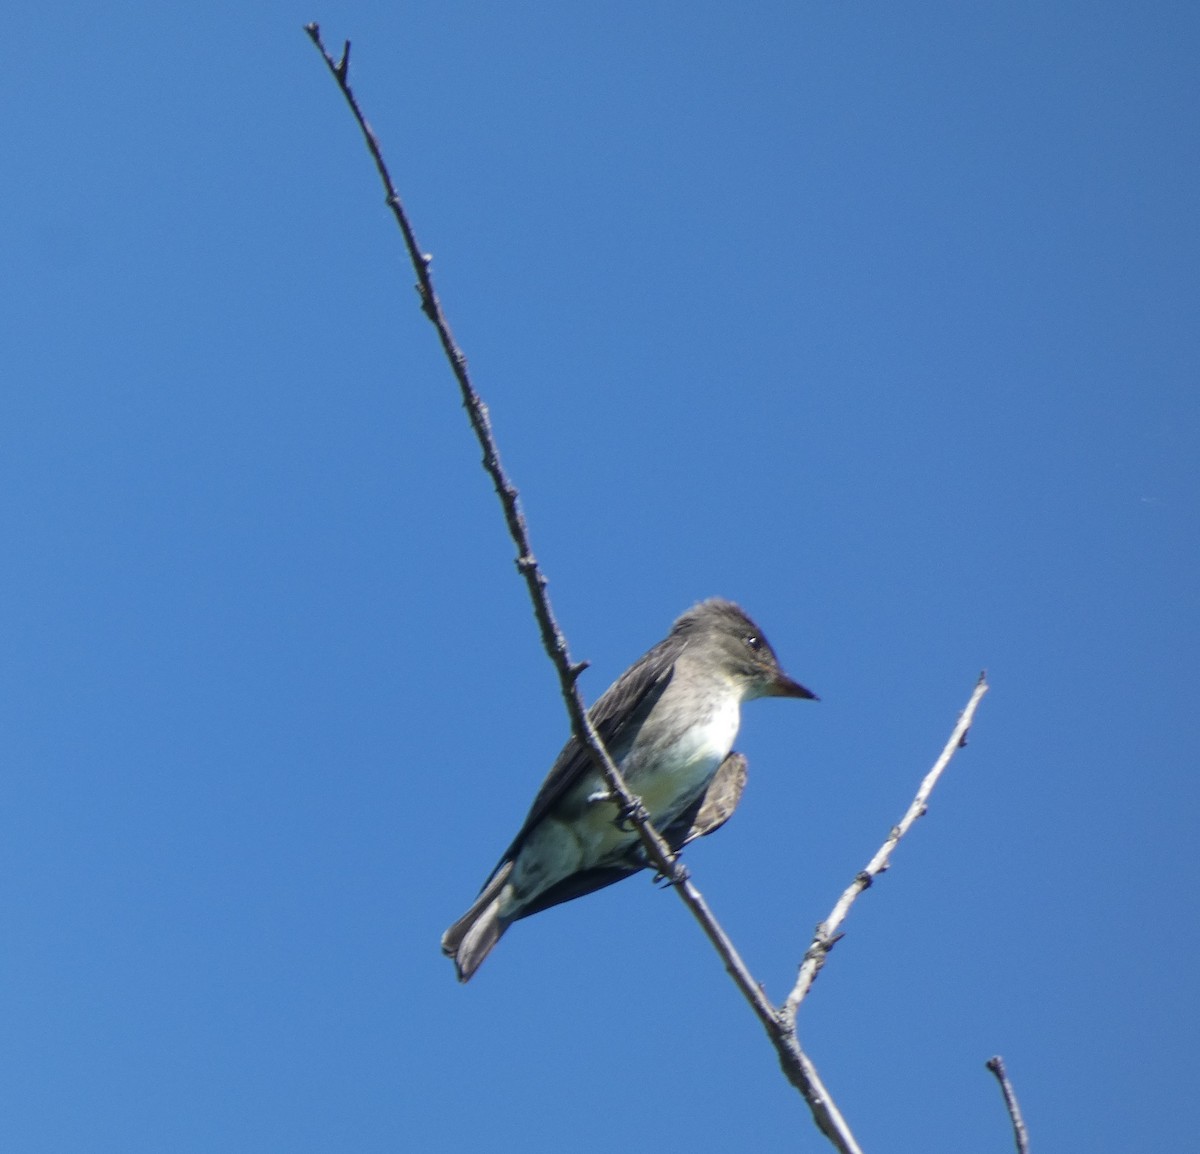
671,598 -> 818,703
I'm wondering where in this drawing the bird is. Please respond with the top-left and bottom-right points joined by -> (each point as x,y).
441,598 -> 816,981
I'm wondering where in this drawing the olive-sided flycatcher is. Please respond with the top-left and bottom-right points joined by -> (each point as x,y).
442,598 -> 816,981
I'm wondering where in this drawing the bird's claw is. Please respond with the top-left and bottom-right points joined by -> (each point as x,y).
652,862 -> 690,888
613,795 -> 649,832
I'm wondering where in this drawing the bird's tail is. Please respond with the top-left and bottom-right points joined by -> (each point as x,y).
441,861 -> 514,982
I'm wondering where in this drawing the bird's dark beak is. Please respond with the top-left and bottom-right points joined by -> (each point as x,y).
769,672 -> 819,701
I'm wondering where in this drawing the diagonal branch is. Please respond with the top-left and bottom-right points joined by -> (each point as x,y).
303,24 -> 866,1150
304,26 -> 989,1153
302,24 -> 636,825
302,17 -> 769,1020
782,674 -> 990,1025
986,1056 -> 1031,1154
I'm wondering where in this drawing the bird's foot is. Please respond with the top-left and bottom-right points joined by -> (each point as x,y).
613,794 -> 650,832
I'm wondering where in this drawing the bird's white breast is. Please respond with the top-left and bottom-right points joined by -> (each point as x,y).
634,691 -> 741,817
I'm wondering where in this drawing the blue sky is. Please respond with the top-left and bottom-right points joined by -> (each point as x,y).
4,3 -> 1197,1150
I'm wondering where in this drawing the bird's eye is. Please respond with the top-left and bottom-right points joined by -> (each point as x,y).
744,634 -> 763,652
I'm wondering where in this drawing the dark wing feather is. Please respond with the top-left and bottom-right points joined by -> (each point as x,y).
668,751 -> 747,849
509,866 -> 635,920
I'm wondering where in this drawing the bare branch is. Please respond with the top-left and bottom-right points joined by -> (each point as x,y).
305,28 -> 991,1152
302,23 -> 659,850
782,674 -> 990,1024
986,1056 -> 1031,1154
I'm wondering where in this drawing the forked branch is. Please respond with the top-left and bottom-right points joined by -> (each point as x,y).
304,26 -> 989,1153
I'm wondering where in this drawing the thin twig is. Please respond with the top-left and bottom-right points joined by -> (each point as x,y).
986,1056 -> 1031,1154
782,673 -> 989,1025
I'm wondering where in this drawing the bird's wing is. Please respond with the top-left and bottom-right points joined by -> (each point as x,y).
492,633 -> 684,870
666,751 -> 748,849
507,865 -> 637,920
509,752 -> 748,919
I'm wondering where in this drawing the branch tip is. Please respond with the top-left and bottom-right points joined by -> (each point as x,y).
986,1055 -> 1030,1154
